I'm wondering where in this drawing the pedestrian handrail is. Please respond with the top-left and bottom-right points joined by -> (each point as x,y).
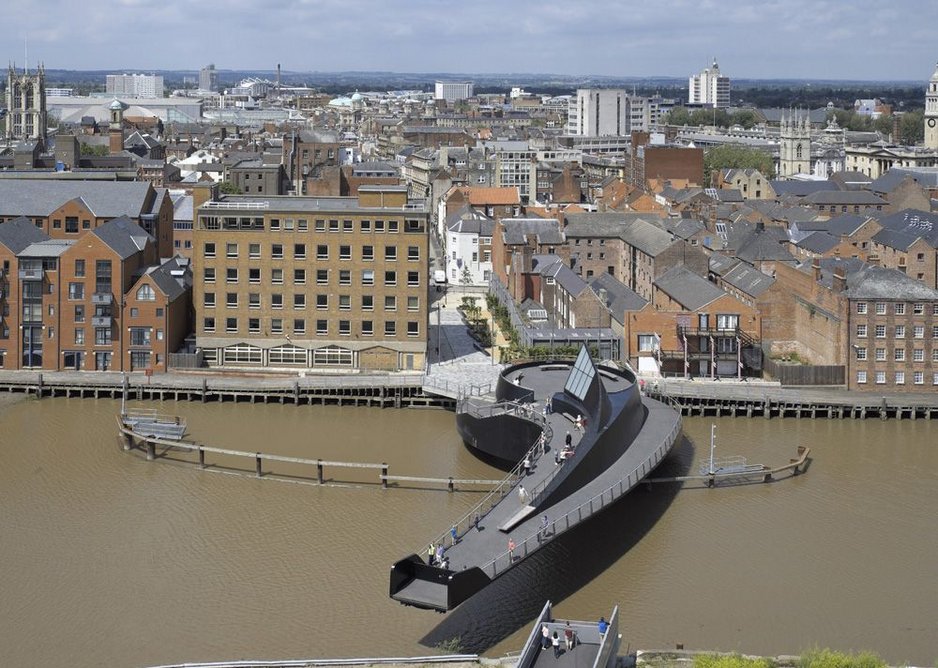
421,409 -> 552,553
482,415 -> 682,579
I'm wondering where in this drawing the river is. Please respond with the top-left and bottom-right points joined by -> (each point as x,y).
0,396 -> 936,667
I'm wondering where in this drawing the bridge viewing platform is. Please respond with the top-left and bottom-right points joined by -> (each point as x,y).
390,348 -> 682,611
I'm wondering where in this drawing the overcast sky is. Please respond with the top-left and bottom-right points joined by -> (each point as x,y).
4,0 -> 937,81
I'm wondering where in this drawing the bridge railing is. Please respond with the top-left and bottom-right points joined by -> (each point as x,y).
421,409 -> 552,554
482,414 -> 682,579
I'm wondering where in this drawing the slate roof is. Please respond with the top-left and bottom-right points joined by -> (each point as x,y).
501,218 -> 564,245
796,231 -> 840,254
843,264 -> 938,300
552,263 -> 589,297
19,239 -> 75,257
589,273 -> 647,322
0,180 -> 155,218
736,226 -> 797,263
654,265 -> 727,311
721,261 -> 776,297
800,190 -> 886,206
874,208 -> 938,247
92,216 -> 153,259
564,213 -> 676,256
449,215 -> 495,237
529,254 -> 563,275
769,180 -> 839,197
708,252 -> 741,277
0,217 -> 50,253
140,256 -> 189,301
871,228 -> 922,252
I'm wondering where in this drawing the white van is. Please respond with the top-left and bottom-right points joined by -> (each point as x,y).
433,269 -> 447,284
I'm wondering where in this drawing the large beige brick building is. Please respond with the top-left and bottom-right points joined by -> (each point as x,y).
193,185 -> 429,371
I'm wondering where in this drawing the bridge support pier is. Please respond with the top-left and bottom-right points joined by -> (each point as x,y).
146,440 -> 156,461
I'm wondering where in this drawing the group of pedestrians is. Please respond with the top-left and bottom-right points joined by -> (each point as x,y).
540,622 -> 578,657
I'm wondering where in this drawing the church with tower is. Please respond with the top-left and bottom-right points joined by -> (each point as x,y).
5,63 -> 47,149
777,109 -> 812,178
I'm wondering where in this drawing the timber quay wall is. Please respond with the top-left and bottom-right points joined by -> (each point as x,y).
647,380 -> 938,420
0,371 -> 457,409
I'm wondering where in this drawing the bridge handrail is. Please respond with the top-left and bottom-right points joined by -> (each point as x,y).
481,414 -> 682,579
421,408 -> 552,553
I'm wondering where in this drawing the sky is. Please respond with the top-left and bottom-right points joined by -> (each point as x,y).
4,0 -> 938,81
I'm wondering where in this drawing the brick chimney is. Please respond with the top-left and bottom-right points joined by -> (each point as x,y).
812,258 -> 822,282
192,182 -> 219,211
832,267 -> 847,293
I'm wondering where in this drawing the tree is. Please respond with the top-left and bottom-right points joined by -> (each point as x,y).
219,181 -> 242,195
460,266 -> 473,286
898,110 -> 924,145
703,145 -> 775,185
80,143 -> 109,157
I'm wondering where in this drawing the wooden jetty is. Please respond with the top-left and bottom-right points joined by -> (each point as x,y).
645,445 -> 810,488
117,419 -> 500,492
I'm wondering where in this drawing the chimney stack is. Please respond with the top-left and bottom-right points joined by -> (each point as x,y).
832,267 -> 847,293
812,258 -> 821,282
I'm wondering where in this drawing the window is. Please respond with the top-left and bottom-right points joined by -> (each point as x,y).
374,220 -> 385,232
205,242 -> 216,258
68,282 -> 84,300
74,259 -> 85,277
385,246 -> 397,261
875,302 -> 886,315
298,220 -> 308,232
895,348 -> 905,362
875,348 -> 886,361
130,327 -> 151,347
204,292 -> 216,308
293,319 -> 306,335
914,326 -> 925,339
913,303 -> 924,315
362,245 -> 374,261
74,305 -> 85,323
315,269 -> 328,285
362,295 -> 374,311
226,268 -> 238,283
339,245 -> 351,260
329,220 -> 339,232
313,346 -> 352,366
339,320 -> 350,335
856,302 -> 867,314
388,220 -> 399,233
895,371 -> 905,385
339,270 -> 351,286
933,325 -> 938,339
226,292 -> 238,308
223,344 -> 261,364
317,245 -> 328,260
225,318 -> 238,333
249,243 -> 261,258
270,219 -> 281,231
407,246 -> 419,261
226,242 -> 238,258
895,325 -> 905,339
407,321 -> 419,337
204,268 -> 216,283
384,321 -> 396,336
316,319 -> 328,335
855,347 -> 867,361
856,324 -> 867,338
272,269 -> 283,284
248,293 -> 261,309
894,303 -> 905,315
137,285 -> 156,301
65,217 -> 79,234
855,370 -> 867,384
875,371 -> 886,384
95,328 -> 112,345
248,318 -> 260,334
129,307 -> 138,318
914,371 -> 924,384
249,268 -> 260,284
385,296 -> 396,311
360,220 -> 371,233
316,219 -> 326,232
294,269 -> 306,285
95,260 -> 112,294
913,348 -> 924,362
343,220 -> 353,232
271,318 -> 283,334
339,295 -> 351,311
294,243 -> 306,260
384,271 -> 397,286
362,320 -> 373,336
74,328 -> 85,345
316,294 -> 328,310
294,294 -> 306,309
875,325 -> 886,338
407,296 -> 419,312
362,269 -> 374,286
203,317 -> 215,333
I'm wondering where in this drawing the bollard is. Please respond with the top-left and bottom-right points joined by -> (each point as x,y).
317,459 -> 324,484
146,440 -> 156,461
122,432 -> 133,451
448,477 -> 454,493
255,453 -> 262,477
382,463 -> 388,489
198,447 -> 206,468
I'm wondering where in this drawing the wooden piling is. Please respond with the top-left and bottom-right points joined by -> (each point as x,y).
382,463 -> 388,488
146,440 -> 156,460
255,453 -> 263,477
198,447 -> 206,468
317,459 -> 324,484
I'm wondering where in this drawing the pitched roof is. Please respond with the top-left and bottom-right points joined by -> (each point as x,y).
501,218 -> 564,245
0,217 -> 50,253
466,187 -> 521,206
871,228 -> 922,252
721,261 -> 776,297
736,226 -> 797,263
589,273 -> 647,322
654,265 -> 726,311
769,180 -> 839,197
0,180 -> 154,218
800,190 -> 886,205
796,231 -> 840,254
844,265 -> 938,300
552,263 -> 589,296
140,256 -> 189,301
91,216 -> 153,259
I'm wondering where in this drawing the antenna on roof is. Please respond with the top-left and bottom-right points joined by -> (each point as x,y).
24,35 -> 28,75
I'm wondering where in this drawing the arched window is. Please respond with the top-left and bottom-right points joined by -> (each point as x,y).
795,143 -> 803,160
136,284 -> 156,301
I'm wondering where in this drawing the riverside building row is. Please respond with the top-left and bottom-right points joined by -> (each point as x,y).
192,185 -> 429,372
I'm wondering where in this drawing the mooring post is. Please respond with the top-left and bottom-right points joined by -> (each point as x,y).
382,463 -> 388,489
317,459 -> 324,484
37,372 -> 44,399
146,440 -> 155,461
293,381 -> 299,404
201,378 -> 207,403
881,396 -> 888,421
448,477 -> 454,493
198,447 -> 205,468
255,453 -> 262,477
122,431 -> 133,451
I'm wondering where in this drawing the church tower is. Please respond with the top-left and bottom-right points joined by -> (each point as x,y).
108,99 -> 126,154
925,62 -> 938,150
779,109 -> 811,179
5,62 -> 47,149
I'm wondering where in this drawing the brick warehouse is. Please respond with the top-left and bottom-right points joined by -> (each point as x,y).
193,185 -> 429,371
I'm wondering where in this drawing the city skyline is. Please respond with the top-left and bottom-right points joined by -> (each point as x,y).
3,0 -> 937,82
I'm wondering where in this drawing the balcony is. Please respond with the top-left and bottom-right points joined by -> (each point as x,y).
18,267 -> 43,280
91,316 -> 113,327
91,293 -> 113,305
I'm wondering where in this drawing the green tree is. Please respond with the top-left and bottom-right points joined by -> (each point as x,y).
80,143 -> 109,157
219,181 -> 242,195
898,110 -> 924,145
663,107 -> 692,126
703,144 -> 775,185
730,109 -> 761,129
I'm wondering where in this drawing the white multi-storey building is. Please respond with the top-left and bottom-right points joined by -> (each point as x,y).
106,73 -> 165,98
688,59 -> 730,108
567,89 -> 629,136
434,81 -> 474,103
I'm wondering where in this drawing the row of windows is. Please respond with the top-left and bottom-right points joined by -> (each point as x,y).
66,284 -> 157,301
204,268 -> 421,287
857,371 -> 938,385
206,344 -> 353,367
855,347 -> 938,362
200,217 -> 421,234
205,242 -> 421,261
856,302 -> 938,315
203,292 -> 420,311
202,317 -> 420,337
855,324 -> 938,338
